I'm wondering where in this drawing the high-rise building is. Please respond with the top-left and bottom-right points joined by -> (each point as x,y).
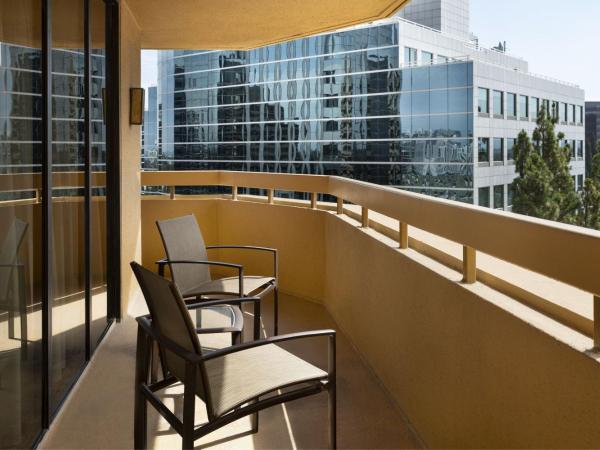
141,86 -> 158,170
395,0 -> 470,40
586,101 -> 600,174
153,3 -> 585,209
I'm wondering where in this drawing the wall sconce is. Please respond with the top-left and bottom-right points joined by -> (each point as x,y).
129,87 -> 145,125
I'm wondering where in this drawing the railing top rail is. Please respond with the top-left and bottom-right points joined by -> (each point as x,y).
140,170 -> 600,296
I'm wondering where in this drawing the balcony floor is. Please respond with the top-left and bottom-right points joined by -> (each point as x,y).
40,292 -> 422,449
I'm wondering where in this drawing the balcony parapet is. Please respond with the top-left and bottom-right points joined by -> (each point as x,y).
140,170 -> 600,346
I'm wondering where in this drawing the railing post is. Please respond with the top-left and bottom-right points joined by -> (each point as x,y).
399,222 -> 408,249
594,295 -> 600,350
310,192 -> 317,209
232,185 -> 238,201
169,186 -> 175,200
267,189 -> 274,204
336,197 -> 343,215
361,207 -> 369,228
462,246 -> 476,284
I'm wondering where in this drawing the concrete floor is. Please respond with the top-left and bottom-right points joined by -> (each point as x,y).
40,292 -> 422,449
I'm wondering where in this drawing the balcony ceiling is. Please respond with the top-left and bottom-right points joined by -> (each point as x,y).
125,0 -> 411,50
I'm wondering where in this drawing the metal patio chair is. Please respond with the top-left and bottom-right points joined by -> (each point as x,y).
0,219 -> 29,358
130,262 -> 336,450
156,214 -> 280,335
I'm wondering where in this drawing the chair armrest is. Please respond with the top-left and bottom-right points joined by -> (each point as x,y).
206,245 -> 278,279
186,296 -> 260,309
155,259 -> 244,295
186,297 -> 262,340
136,316 -> 202,363
202,329 -> 336,371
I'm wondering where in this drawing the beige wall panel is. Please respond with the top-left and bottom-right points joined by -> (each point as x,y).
119,0 -> 142,316
140,199 -> 326,303
323,213 -> 600,449
216,200 -> 326,302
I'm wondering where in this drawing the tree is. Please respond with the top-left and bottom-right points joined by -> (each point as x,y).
580,141 -> 600,229
512,107 -> 581,223
512,129 -> 558,220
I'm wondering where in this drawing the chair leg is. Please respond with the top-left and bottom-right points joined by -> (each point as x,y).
273,285 -> 279,336
182,362 -> 197,450
150,342 -> 159,383
253,299 -> 261,341
251,409 -> 259,434
8,308 -> 15,339
329,383 -> 337,450
232,330 -> 242,345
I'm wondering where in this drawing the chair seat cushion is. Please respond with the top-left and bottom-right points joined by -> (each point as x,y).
204,343 -> 327,416
182,275 -> 275,298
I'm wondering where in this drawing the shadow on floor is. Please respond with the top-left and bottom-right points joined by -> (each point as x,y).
40,292 -> 422,449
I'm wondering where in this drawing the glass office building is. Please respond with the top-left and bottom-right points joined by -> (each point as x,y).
150,12 -> 585,208
155,23 -> 475,202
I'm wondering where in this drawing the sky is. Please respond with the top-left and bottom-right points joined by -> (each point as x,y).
141,0 -> 600,100
471,0 -> 600,100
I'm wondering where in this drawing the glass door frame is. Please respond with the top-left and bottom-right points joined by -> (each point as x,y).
36,0 -> 120,442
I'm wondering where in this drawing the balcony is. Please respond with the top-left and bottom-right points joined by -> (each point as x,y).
5,170 -> 597,448
1,0 -> 600,447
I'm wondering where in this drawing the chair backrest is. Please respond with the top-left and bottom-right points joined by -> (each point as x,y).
0,219 -> 28,299
130,262 -> 205,386
156,215 -> 211,296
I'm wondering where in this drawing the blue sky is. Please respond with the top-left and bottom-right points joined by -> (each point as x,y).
142,0 -> 599,99
471,0 -> 599,100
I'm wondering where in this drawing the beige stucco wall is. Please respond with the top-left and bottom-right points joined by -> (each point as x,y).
140,197 -> 600,448
141,199 -> 326,304
119,0 -> 142,316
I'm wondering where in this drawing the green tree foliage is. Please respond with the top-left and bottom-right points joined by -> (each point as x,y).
580,142 -> 600,229
513,107 -> 582,223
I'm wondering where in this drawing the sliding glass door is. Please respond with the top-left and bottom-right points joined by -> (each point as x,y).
0,0 -> 118,447
0,1 -> 44,447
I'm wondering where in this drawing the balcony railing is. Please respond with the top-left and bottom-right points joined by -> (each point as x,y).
140,170 -> 600,345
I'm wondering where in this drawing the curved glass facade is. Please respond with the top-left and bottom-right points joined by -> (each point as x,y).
155,23 -> 474,202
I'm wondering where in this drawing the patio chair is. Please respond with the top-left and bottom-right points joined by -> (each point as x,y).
156,214 -> 280,335
131,262 -> 336,450
0,219 -> 29,358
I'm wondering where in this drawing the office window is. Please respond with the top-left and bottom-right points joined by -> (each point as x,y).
507,183 -> 514,207
530,97 -> 539,118
494,185 -> 505,210
577,175 -> 584,191
478,186 -> 490,207
577,140 -> 584,158
507,93 -> 517,118
493,90 -> 503,116
437,54 -> 449,63
422,51 -> 433,64
560,102 -> 567,123
519,95 -> 528,119
404,47 -> 417,65
542,99 -> 550,115
507,138 -> 516,161
478,87 -> 489,114
551,101 -> 559,119
567,104 -> 574,122
478,137 -> 490,163
493,138 -> 504,163
576,105 -> 583,124
571,104 -> 576,123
